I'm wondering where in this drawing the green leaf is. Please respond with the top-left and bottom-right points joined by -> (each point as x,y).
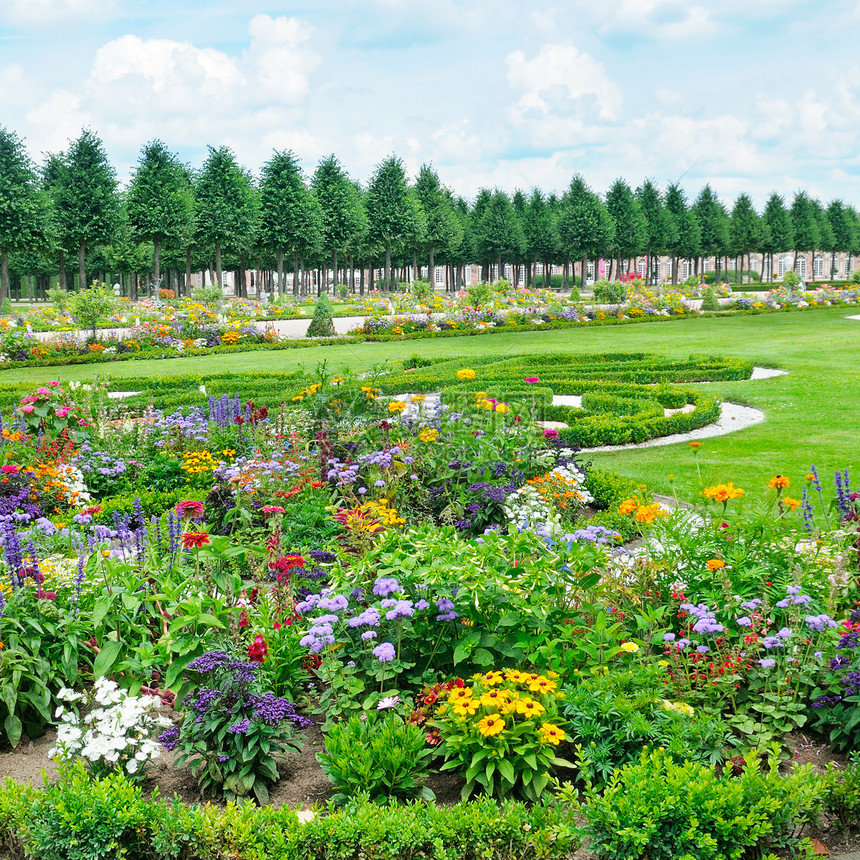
93,640 -> 122,677
4,713 -> 22,747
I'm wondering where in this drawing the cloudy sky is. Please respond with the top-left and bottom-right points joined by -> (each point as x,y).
2,0 -> 859,207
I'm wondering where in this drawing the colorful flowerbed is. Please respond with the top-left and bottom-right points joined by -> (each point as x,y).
0,358 -> 859,858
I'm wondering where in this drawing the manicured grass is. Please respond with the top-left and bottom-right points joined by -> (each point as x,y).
10,307 -> 858,495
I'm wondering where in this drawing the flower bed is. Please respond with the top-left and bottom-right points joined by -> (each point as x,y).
0,360 -> 858,857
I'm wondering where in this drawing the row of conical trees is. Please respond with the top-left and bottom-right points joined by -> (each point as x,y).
1,126 -> 857,301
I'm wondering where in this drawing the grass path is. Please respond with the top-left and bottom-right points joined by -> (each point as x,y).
10,307 -> 858,497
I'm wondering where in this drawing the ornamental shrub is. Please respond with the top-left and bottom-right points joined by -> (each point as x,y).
66,281 -> 118,339
580,748 -> 819,860
701,288 -> 720,311
306,292 -> 335,337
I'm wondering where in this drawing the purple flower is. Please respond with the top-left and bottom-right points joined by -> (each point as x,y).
740,599 -> 761,611
792,595 -> 813,605
662,632 -> 676,642
776,627 -> 792,639
676,639 -> 691,650
736,617 -> 752,627
762,636 -> 785,649
758,658 -> 776,668
415,599 -> 430,610
372,577 -> 400,597
361,630 -> 377,640
373,642 -> 396,663
347,608 -> 381,628
228,719 -> 251,734
158,726 -> 180,751
775,599 -> 791,609
317,595 -> 348,612
696,645 -> 710,654
786,585 -> 801,595
385,600 -> 414,621
805,614 -> 838,632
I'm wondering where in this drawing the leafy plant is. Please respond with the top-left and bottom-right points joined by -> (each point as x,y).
306,292 -> 335,337
430,669 -> 572,800
66,281 -> 118,339
317,710 -> 435,803
163,652 -> 311,804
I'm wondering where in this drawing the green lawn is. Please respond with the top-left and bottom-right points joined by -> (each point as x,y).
11,307 -> 859,498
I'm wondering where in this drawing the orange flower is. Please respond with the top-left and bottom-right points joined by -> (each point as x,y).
768,475 -> 790,490
783,496 -> 801,511
689,442 -> 701,450
618,498 -> 638,515
702,483 -> 744,503
706,559 -> 725,571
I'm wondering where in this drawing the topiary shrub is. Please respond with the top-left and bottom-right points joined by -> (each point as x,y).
306,293 -> 335,337
701,288 -> 720,311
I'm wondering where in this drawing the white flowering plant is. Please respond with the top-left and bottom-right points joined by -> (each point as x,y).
49,677 -> 171,781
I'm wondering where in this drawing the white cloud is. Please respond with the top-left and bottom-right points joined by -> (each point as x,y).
0,64 -> 37,108
507,44 -> 622,122
2,0 -> 115,27
584,0 -> 714,39
17,14 -> 321,169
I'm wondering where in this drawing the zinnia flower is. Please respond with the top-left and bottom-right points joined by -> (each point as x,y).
182,531 -> 210,549
176,500 -> 204,520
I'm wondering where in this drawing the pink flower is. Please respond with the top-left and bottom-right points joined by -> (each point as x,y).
48,381 -> 60,387
36,387 -> 51,396
0,465 -> 20,474
175,500 -> 205,520
543,428 -> 559,438
262,505 -> 286,515
55,407 -> 70,418
524,376 -> 540,384
19,405 -> 34,414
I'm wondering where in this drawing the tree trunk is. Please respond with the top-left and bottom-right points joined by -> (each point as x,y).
184,248 -> 191,298
239,254 -> 246,298
153,237 -> 161,286
277,250 -> 285,296
429,246 -> 435,287
58,251 -> 66,292
332,250 -> 338,292
79,240 -> 86,291
359,262 -> 365,295
385,244 -> 392,292
293,252 -> 299,297
0,248 -> 8,303
299,255 -> 305,296
215,240 -> 223,291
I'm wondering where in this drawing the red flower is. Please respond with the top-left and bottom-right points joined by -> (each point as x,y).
81,505 -> 103,516
262,505 -> 286,515
248,635 -> 268,663
176,500 -> 205,520
182,531 -> 210,549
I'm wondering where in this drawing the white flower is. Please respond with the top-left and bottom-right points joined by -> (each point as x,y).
376,696 -> 400,710
296,810 -> 316,824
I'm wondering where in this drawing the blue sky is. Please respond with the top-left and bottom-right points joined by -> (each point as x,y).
2,0 -> 859,208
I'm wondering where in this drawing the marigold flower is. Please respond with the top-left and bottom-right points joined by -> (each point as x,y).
418,428 -> 439,443
768,475 -> 790,490
387,401 -> 407,413
706,559 -> 725,571
689,441 -> 701,449
182,531 -> 210,549
783,496 -> 801,511
634,503 -> 667,524
618,498 -> 639,515
539,723 -> 564,745
456,368 -> 476,380
495,403 -> 510,414
476,714 -> 505,737
619,641 -> 640,653
702,483 -> 744,503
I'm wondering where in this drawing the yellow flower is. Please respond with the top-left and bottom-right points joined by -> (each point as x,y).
482,670 -> 505,686
480,689 -> 506,708
618,498 -> 638,515
505,669 -> 529,684
476,714 -> 505,737
657,660 -> 670,668
474,391 -> 488,399
660,700 -> 694,717
527,676 -> 558,694
539,723 -> 564,745
634,503 -> 667,524
452,698 -> 479,717
410,394 -> 425,403
515,697 -> 545,717
495,403 -> 510,414
619,642 -> 639,653
418,428 -> 439,443
456,368 -> 476,380
448,687 -> 473,704
388,401 -> 407,413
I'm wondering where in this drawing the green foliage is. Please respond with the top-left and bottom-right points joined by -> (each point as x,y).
92,486 -> 206,524
46,285 -> 69,310
820,755 -> 860,830
782,269 -> 801,288
66,282 -> 118,338
592,278 -> 627,303
27,763 -> 154,860
317,711 -> 435,804
561,665 -> 728,787
306,292 -> 335,337
584,468 -> 644,510
191,284 -> 224,306
580,748 -> 819,860
0,773 -> 580,860
701,288 -> 720,311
